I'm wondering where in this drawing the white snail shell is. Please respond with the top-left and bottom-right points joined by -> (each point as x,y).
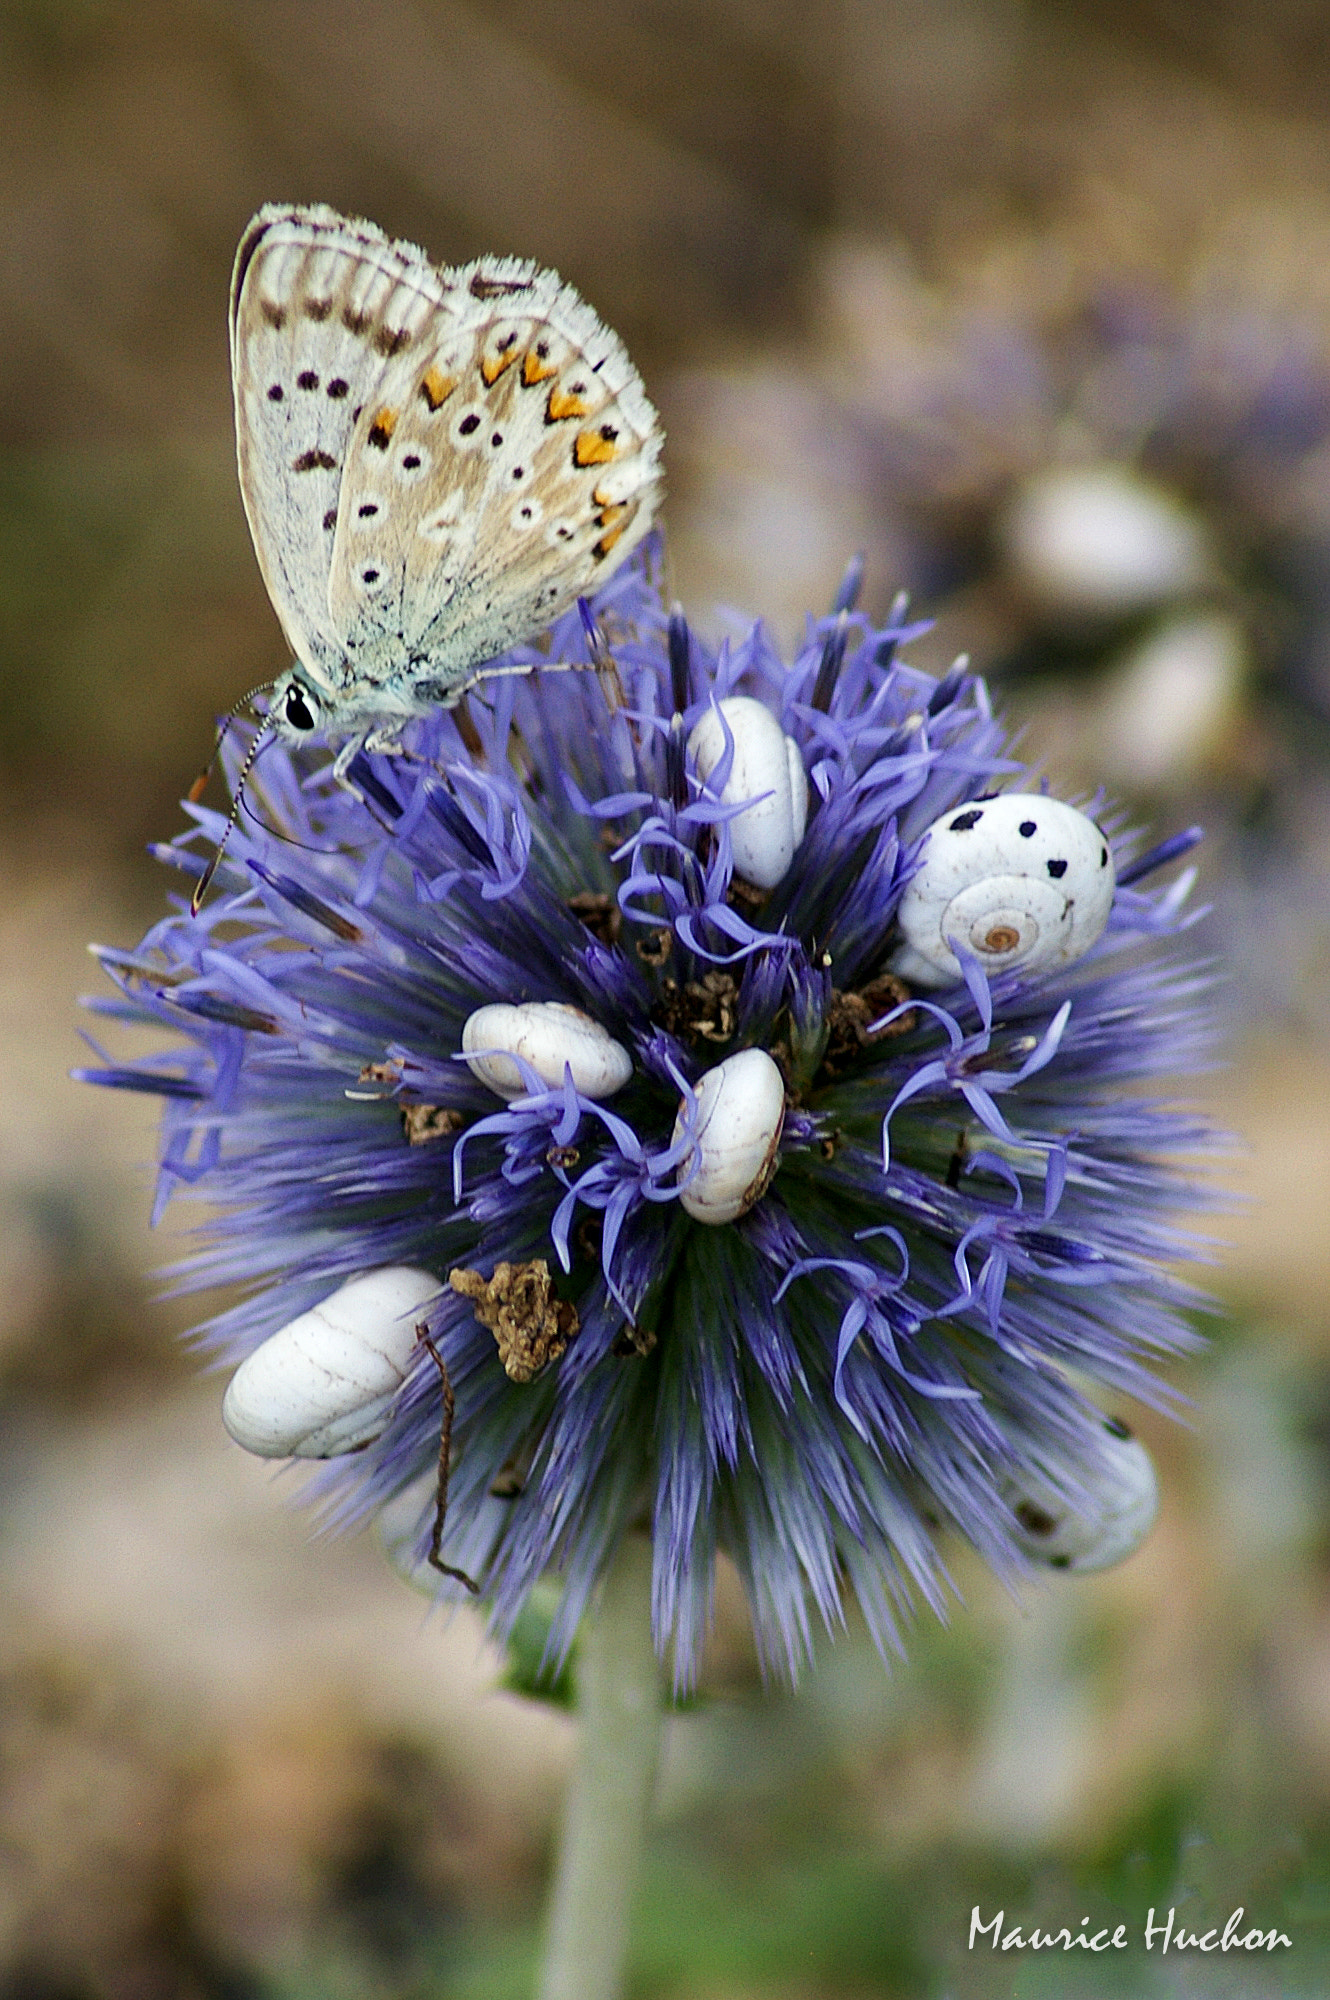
1001,464 -> 1211,617
889,792 -> 1116,989
1002,1418 -> 1159,1573
462,1000 -> 634,1101
1094,612 -> 1245,790
688,696 -> 809,891
221,1266 -> 441,1459
673,1046 -> 786,1224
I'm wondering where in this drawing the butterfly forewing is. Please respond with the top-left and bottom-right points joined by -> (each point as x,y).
231,206 -> 440,691
232,207 -> 663,726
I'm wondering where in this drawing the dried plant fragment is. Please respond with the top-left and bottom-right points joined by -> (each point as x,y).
449,1259 -> 579,1382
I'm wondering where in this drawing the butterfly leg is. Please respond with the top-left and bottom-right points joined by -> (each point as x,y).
327,730 -> 413,836
330,726 -> 407,787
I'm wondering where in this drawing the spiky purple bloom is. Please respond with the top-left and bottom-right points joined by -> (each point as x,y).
79,541 -> 1217,1685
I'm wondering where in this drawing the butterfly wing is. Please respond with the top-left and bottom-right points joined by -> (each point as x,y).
326,257 -> 664,698
230,204 -> 448,699
234,205 -> 664,727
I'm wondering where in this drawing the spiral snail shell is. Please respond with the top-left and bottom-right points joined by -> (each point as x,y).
889,792 -> 1116,989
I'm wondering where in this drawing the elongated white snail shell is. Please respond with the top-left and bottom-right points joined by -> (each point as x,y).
462,1000 -> 634,1101
1002,1418 -> 1159,1572
889,792 -> 1116,989
222,1266 -> 440,1459
688,696 -> 809,890
673,1046 -> 786,1224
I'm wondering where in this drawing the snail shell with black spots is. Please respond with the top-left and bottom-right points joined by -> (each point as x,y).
889,792 -> 1116,989
1002,1417 -> 1159,1573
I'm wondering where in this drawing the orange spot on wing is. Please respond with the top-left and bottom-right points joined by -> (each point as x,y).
593,521 -> 627,559
575,430 -> 618,467
547,385 -> 589,422
522,348 -> 558,386
481,349 -> 518,387
420,367 -> 456,411
367,407 -> 398,449
593,486 -> 628,531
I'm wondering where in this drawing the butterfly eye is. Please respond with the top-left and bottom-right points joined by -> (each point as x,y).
284,684 -> 319,731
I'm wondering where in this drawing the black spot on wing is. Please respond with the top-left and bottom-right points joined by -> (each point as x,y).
293,449 -> 337,472
949,809 -> 983,832
469,271 -> 534,299
1046,858 -> 1068,879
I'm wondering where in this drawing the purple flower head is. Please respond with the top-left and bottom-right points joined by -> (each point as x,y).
79,539 -> 1220,1687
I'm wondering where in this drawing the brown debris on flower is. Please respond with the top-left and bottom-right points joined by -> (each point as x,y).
448,1260 -> 579,1383
400,1104 -> 465,1146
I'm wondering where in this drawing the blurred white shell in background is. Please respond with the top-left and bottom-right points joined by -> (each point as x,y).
1003,1418 -> 1159,1572
1000,464 -> 1212,617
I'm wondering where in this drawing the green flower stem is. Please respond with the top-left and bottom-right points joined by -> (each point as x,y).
538,1531 -> 662,2000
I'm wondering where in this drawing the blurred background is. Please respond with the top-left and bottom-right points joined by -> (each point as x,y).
4,0 -> 1330,1993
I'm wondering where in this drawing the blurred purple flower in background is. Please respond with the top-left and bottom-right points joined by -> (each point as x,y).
78,543 -> 1217,1687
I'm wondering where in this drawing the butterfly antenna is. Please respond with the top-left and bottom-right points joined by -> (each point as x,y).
188,681 -> 274,805
190,722 -> 273,917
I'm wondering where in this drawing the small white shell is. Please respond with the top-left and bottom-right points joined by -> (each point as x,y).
1001,464 -> 1211,617
221,1266 -> 440,1459
672,1046 -> 786,1224
1002,1418 -> 1159,1573
462,1001 -> 633,1101
1094,612 -> 1245,789
889,792 -> 1116,989
688,696 -> 809,890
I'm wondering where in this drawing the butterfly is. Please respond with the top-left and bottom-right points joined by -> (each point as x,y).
232,201 -> 662,742
191,204 -> 664,909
